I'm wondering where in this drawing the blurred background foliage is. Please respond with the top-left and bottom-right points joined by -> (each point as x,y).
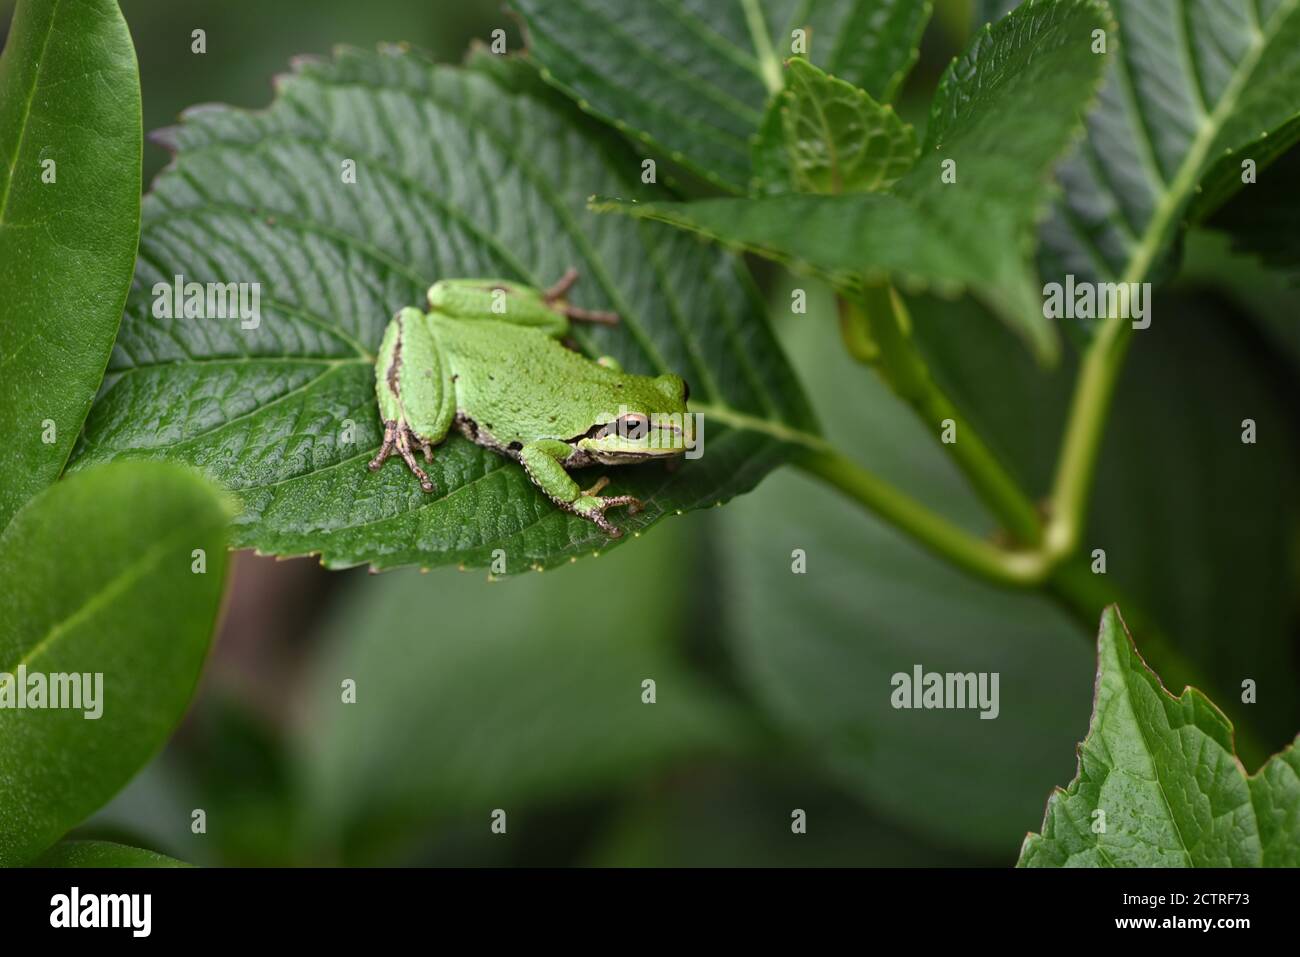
3,0 -> 1295,866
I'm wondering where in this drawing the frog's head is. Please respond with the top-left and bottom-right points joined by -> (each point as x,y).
574,374 -> 693,465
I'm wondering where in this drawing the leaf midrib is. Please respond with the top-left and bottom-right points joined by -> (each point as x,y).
0,0 -> 61,228
1119,0 -> 1297,286
739,0 -> 782,94
2,521 -> 210,674
1114,666 -> 1197,866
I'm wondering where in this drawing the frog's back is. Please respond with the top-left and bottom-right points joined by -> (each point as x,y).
430,315 -> 624,445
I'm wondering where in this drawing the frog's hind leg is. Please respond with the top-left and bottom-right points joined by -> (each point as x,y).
518,440 -> 643,538
369,307 -> 454,494
543,268 -> 619,326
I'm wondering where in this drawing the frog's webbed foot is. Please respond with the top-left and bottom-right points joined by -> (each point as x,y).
573,491 -> 643,538
368,418 -> 436,493
544,267 -> 619,326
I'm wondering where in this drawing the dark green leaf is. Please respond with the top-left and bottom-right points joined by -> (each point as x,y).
1203,141 -> 1300,277
597,0 -> 1115,361
68,47 -> 814,575
31,839 -> 189,868
0,461 -> 231,866
1190,116 -> 1300,224
1039,0 -> 1300,289
0,0 -> 142,529
299,517 -> 752,862
751,57 -> 917,195
1179,229 -> 1300,370
512,0 -> 933,190
1020,606 -> 1300,867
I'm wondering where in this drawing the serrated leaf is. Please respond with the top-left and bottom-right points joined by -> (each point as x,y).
0,0 -> 142,529
31,839 -> 189,868
751,57 -> 917,195
68,47 -> 814,575
0,461 -> 231,866
1039,0 -> 1300,290
1020,606 -> 1300,867
597,0 -> 1114,361
512,0 -> 933,191
299,518 -> 752,862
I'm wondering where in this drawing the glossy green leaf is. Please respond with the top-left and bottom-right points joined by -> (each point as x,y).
299,517 -> 752,862
597,0 -> 1115,361
68,47 -> 814,575
0,461 -> 231,866
31,839 -> 189,868
718,286 -> 1095,855
512,0 -> 932,191
751,57 -> 917,195
1019,606 -> 1300,867
0,0 -> 142,529
1039,0 -> 1300,290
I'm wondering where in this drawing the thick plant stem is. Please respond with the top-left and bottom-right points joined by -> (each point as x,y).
840,289 -> 1043,546
1043,313 -> 1135,557
795,446 -> 1049,587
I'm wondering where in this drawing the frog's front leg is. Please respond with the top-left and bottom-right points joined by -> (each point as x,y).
518,440 -> 642,537
369,307 -> 455,493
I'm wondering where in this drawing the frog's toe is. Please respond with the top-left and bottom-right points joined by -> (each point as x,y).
371,419 -> 437,493
368,420 -> 398,471
591,510 -> 623,538
602,494 -> 643,515
573,494 -> 636,537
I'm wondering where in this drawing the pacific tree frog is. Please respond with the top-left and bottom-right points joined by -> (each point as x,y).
369,270 -> 692,537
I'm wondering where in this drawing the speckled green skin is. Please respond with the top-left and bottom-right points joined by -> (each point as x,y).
369,277 -> 690,537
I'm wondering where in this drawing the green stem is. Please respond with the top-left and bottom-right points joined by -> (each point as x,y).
841,289 -> 1044,546
795,446 -> 1049,588
1043,313 -> 1134,557
739,0 -> 783,94
825,278 -> 1276,764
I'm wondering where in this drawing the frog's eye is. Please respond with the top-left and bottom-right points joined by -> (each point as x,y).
617,413 -> 649,439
